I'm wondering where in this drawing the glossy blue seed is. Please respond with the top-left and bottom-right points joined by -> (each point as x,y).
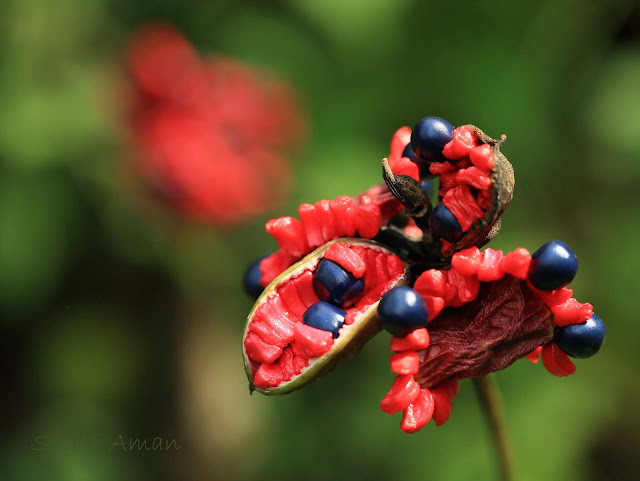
554,314 -> 606,358
410,116 -> 454,163
402,143 -> 430,176
378,286 -> 428,336
243,254 -> 269,299
527,240 -> 578,291
429,203 -> 462,243
302,301 -> 346,338
402,142 -> 420,163
313,259 -> 364,307
403,144 -> 427,175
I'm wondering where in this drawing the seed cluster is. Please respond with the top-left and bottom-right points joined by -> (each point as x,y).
242,116 -> 606,435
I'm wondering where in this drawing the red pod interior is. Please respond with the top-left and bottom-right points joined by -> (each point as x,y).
427,126 -> 496,248
244,243 -> 405,389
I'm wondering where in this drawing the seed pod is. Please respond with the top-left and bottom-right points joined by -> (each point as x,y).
381,126 -> 514,261
242,238 -> 408,395
440,127 -> 514,258
242,118 -> 605,437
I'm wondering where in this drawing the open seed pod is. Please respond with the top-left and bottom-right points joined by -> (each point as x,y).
441,127 -> 514,257
381,125 -> 515,261
242,238 -> 408,395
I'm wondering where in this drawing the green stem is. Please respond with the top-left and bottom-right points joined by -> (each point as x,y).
472,375 -> 515,481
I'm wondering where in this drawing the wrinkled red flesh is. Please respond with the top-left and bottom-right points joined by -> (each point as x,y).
246,244 -> 404,389
424,125 -> 495,248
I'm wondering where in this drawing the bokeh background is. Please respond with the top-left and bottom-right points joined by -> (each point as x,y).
2,0 -> 640,480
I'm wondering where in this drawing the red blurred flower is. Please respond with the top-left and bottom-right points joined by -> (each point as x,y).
126,23 -> 305,225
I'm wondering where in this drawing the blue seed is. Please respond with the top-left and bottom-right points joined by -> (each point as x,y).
421,179 -> 434,199
303,301 -> 347,338
429,203 -> 462,243
402,143 -> 429,176
528,240 -> 578,291
378,286 -> 428,336
313,259 -> 364,307
410,116 -> 454,163
243,254 -> 269,299
554,314 -> 606,358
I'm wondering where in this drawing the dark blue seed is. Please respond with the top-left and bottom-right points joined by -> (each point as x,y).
313,259 -> 364,307
302,301 -> 346,338
243,254 -> 269,299
410,116 -> 454,163
402,143 -> 420,163
527,240 -> 578,291
429,203 -> 462,243
377,286 -> 428,336
402,143 -> 430,176
421,179 -> 434,199
554,314 -> 605,358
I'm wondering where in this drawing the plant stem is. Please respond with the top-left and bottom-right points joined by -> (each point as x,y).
472,375 -> 515,481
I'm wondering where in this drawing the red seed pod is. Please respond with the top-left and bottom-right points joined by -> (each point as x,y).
415,275 -> 555,389
242,118 -> 604,440
243,239 -> 408,394
429,127 -> 514,258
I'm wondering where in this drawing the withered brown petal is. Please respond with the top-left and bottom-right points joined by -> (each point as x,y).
415,276 -> 554,389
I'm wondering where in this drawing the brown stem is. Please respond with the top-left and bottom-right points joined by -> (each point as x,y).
472,375 -> 515,481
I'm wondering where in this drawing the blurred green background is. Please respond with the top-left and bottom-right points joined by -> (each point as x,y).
1,0 -> 639,480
